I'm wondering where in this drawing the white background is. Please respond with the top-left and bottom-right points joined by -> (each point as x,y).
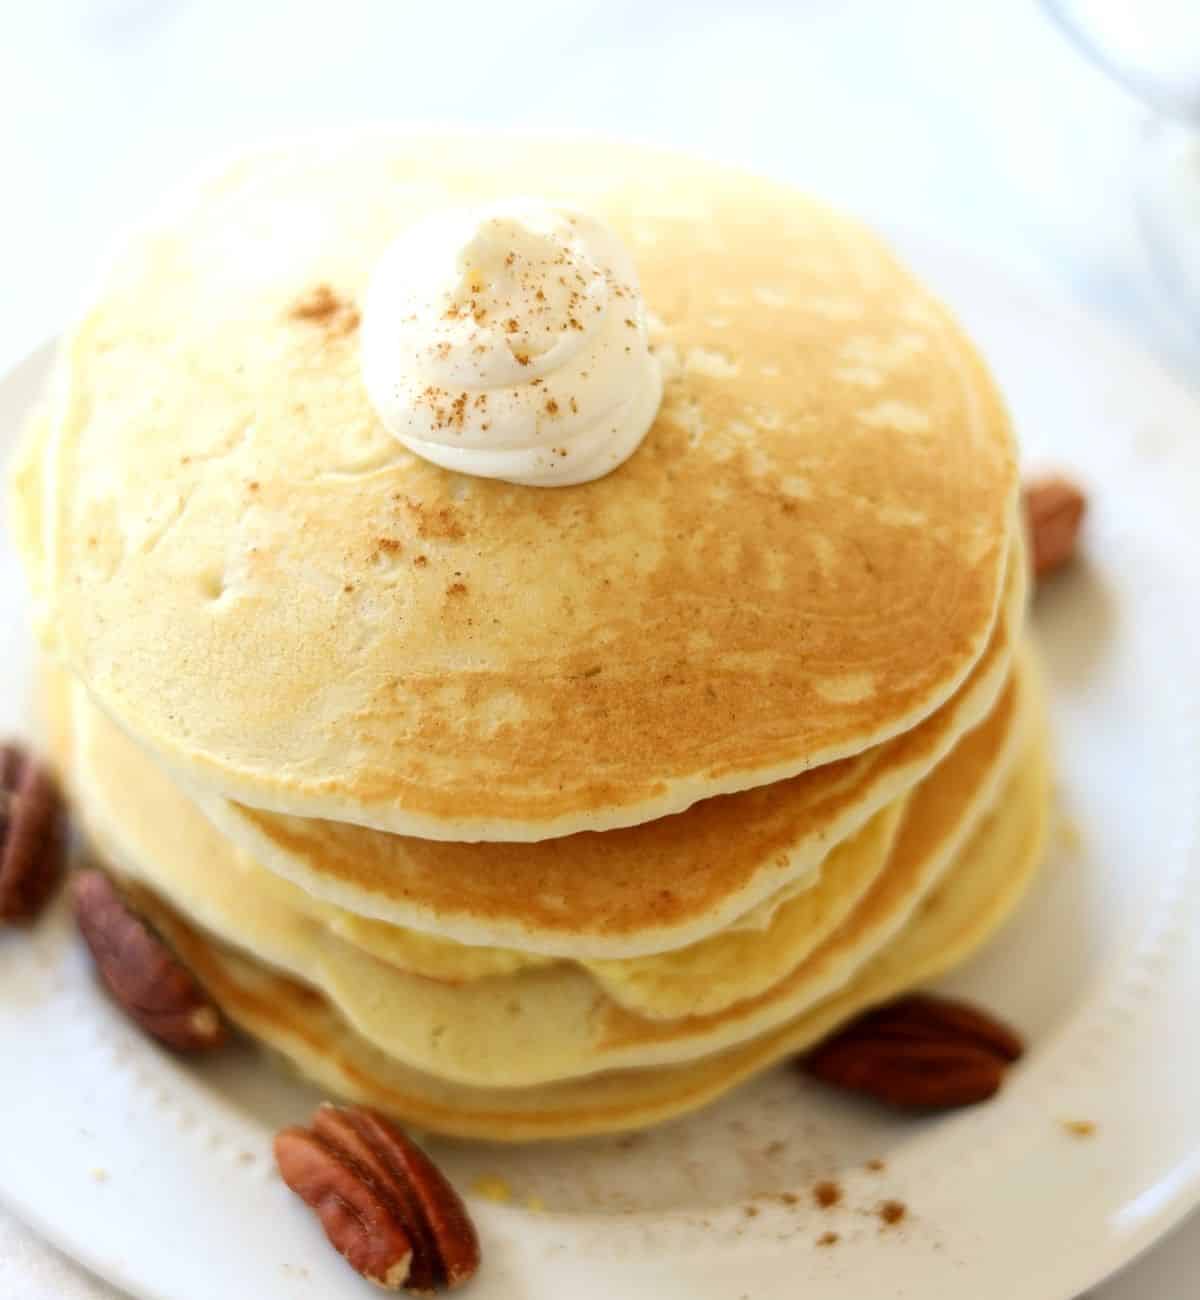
1,2 -> 1196,1296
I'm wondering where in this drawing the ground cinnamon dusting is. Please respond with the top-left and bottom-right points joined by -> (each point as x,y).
865,1158 -> 886,1172
812,1181 -> 842,1210
290,283 -> 338,320
1063,1119 -> 1097,1139
816,1232 -> 839,1248
877,1200 -> 907,1227
288,284 -> 360,334
397,497 -> 466,541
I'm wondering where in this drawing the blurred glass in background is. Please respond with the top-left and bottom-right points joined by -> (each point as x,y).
1044,0 -> 1200,326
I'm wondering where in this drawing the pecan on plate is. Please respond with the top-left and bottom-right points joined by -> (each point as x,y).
275,1104 -> 480,1294
1023,475 -> 1086,580
1,742 -> 67,924
804,993 -> 1024,1111
73,870 -> 226,1052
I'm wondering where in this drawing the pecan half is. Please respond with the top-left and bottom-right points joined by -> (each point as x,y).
73,870 -> 226,1052
275,1104 -> 480,1293
1024,476 -> 1086,580
804,993 -> 1024,1110
1,742 -> 67,924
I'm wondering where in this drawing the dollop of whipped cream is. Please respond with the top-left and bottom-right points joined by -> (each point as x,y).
360,199 -> 662,487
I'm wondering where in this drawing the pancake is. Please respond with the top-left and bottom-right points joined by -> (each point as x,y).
128,715 -> 1049,1140
204,794 -> 906,1018
61,646 -> 1032,1087
543,800 -> 905,1021
61,672 -> 903,1012
327,801 -> 900,1004
35,131 -> 1018,842
189,546 -> 1024,959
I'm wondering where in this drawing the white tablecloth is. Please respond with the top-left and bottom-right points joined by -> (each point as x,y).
2,2 -> 1196,1295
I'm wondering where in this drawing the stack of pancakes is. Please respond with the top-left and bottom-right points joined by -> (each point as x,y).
9,134 -> 1049,1140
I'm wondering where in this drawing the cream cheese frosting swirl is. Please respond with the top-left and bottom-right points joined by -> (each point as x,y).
360,199 -> 663,487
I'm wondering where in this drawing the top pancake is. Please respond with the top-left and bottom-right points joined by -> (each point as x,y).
37,131 -> 1017,839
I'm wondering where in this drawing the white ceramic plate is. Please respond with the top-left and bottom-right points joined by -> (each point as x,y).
2,237 -> 1199,1300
